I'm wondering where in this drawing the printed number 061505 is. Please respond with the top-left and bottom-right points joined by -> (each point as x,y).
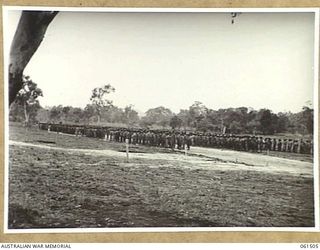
300,244 -> 319,248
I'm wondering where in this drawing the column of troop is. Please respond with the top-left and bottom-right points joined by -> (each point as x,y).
39,123 -> 313,155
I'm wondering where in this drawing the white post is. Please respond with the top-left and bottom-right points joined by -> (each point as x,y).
55,129 -> 58,143
125,138 -> 129,163
184,144 -> 187,156
298,139 -> 301,154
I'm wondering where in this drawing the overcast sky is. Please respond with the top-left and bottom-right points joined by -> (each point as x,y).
5,10 -> 315,114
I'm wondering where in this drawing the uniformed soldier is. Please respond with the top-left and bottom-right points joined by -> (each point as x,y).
265,138 -> 272,154
277,139 -> 282,151
185,133 -> 192,150
131,131 -> 137,145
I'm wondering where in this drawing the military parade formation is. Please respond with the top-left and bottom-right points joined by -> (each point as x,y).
39,123 -> 313,155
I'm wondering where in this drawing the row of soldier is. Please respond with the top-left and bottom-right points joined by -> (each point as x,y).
39,123 -> 313,155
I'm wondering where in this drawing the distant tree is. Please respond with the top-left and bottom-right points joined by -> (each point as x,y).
9,101 -> 29,123
235,107 -> 249,128
141,106 -> 173,128
206,109 -> 220,132
83,104 -> 97,123
49,105 -> 63,123
140,116 -> 153,128
90,84 -> 115,124
47,105 -> 86,124
169,115 -> 182,129
70,107 -> 85,123
13,75 -> 43,125
299,106 -> 313,134
221,108 -> 241,130
229,120 -> 242,134
9,101 -> 23,122
177,109 -> 192,129
258,109 -> 274,135
123,105 -> 140,127
102,106 -> 125,123
246,110 -> 259,134
61,106 -> 71,121
36,107 -> 50,123
197,117 -> 214,132
270,113 -> 279,134
188,101 -> 208,128
276,112 -> 291,133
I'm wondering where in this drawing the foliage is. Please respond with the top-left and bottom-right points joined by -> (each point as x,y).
177,109 -> 192,129
10,83 -> 314,136
89,84 -> 115,123
123,105 -> 140,127
188,101 -> 208,128
302,106 -> 313,134
169,115 -> 182,129
259,109 -> 273,135
10,75 -> 43,125
141,106 -> 174,128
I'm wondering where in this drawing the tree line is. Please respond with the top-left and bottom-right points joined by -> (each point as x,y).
9,76 -> 313,136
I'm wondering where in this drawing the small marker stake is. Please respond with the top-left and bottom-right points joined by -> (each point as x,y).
55,130 -> 59,143
125,138 -> 129,163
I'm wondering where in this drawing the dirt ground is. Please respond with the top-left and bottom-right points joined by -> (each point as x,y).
8,124 -> 315,228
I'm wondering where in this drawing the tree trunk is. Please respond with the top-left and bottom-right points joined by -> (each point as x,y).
9,11 -> 58,106
23,102 -> 29,126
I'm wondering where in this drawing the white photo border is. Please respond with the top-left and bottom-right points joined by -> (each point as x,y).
3,6 -> 320,234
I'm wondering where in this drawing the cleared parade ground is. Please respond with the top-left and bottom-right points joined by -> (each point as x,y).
8,124 -> 315,228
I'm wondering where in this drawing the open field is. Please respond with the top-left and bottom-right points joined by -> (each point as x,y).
8,124 -> 315,228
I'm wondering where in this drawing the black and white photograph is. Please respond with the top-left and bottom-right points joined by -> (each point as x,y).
4,7 -> 319,231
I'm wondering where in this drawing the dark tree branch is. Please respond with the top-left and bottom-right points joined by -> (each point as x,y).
9,11 -> 58,105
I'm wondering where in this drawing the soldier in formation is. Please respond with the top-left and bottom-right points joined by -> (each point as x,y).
38,122 -> 313,155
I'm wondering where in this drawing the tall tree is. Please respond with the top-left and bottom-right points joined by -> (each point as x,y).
83,104 -> 96,124
36,107 -> 50,123
90,84 -> 115,124
259,109 -> 273,135
9,11 -> 58,105
299,106 -> 314,134
276,112 -> 291,133
49,105 -> 63,123
141,106 -> 173,128
188,101 -> 208,128
177,109 -> 192,129
70,107 -> 85,123
14,75 -> 43,125
123,105 -> 139,127
102,106 -> 124,123
169,115 -> 182,129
